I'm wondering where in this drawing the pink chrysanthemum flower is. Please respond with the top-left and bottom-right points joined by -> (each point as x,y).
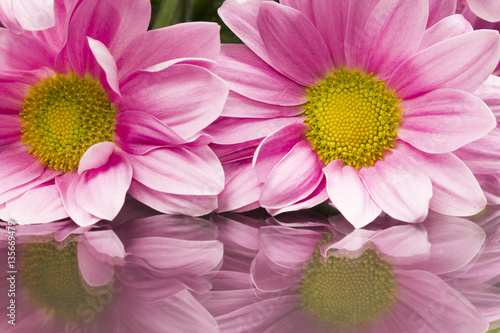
202,213 -> 489,333
0,200 -> 223,332
210,0 -> 499,227
0,0 -> 227,226
0,0 -> 55,32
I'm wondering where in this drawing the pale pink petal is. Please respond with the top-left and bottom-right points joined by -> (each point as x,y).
128,146 -> 223,196
0,0 -> 54,32
250,251 -> 300,292
87,37 -> 121,99
260,140 -> 323,209
77,235 -> 115,287
388,30 -> 500,99
76,150 -> 132,220
119,64 -> 227,139
323,160 -> 382,228
419,15 -> 473,51
0,114 -> 20,145
476,173 -> 500,205
253,123 -> 307,182
322,228 -> 376,254
212,140 -> 260,164
7,184 -> 68,224
473,75 -> 500,120
465,0 -> 500,22
204,116 -> 304,145
55,172 -> 100,227
77,141 -> 115,175
416,214 -> 485,275
257,2 -> 332,86
117,22 -> 220,81
415,151 -> 486,216
427,0 -> 457,27
216,44 -> 307,106
259,226 -> 322,269
359,143 -> 432,222
453,127 -> 500,174
220,91 -> 304,118
66,0 -> 150,76
0,142 -> 45,195
358,0 -> 428,78
395,270 -> 489,333
129,180 -> 217,216
399,89 -> 496,153
216,160 -> 263,213
0,168 -> 59,204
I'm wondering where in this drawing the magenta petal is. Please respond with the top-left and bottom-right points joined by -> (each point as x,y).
76,150 -> 132,220
253,122 -> 307,182
129,180 -> 217,216
454,127 -> 500,174
427,0 -> 457,27
117,21 -> 220,80
466,0 -> 500,22
419,14 -> 472,51
7,184 -> 68,224
388,30 -> 500,99
220,91 -> 304,118
257,2 -> 332,86
0,114 -> 20,145
55,172 -> 100,227
119,64 -> 227,139
77,141 -> 115,175
87,37 -> 121,99
358,0 -> 428,78
77,235 -> 115,287
359,143 -> 432,222
260,140 -> 323,209
324,160 -> 382,228
399,89 -> 496,153
259,226 -> 322,269
128,146 -> 223,196
0,81 -> 27,115
417,215 -> 485,275
416,151 -> 486,216
217,44 -> 307,106
250,251 -> 300,292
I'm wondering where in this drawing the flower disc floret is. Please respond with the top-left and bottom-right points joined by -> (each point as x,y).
300,243 -> 397,328
303,68 -> 402,169
20,240 -> 114,320
20,73 -> 116,172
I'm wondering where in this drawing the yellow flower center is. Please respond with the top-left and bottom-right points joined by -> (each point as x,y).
299,242 -> 397,328
20,73 -> 116,173
303,68 -> 402,169
20,239 -> 114,321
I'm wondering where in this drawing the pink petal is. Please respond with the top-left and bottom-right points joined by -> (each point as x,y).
216,160 -> 263,213
0,168 -> 59,204
7,184 -> 68,224
250,251 -> 300,292
0,142 -> 45,195
55,172 -> 100,227
203,116 -> 304,145
253,122 -> 307,182
216,44 -> 307,106
0,81 -> 27,115
117,22 -> 220,81
416,151 -> 486,216
453,127 -> 500,174
399,89 -> 496,153
359,143 -> 432,222
220,91 -> 304,118
119,64 -> 227,139
257,1 -> 332,86
395,270 -> 489,333
260,140 -> 323,209
87,37 -> 121,99
417,214 -> 485,275
0,0 -> 55,32
0,114 -> 20,145
473,75 -> 500,121
427,0 -> 457,27
128,180 -> 218,216
323,160 -> 382,228
77,234 -> 115,287
128,146 -> 223,196
357,0 -> 428,79
77,141 -> 115,175
65,0 -> 150,76
465,0 -> 500,22
388,30 -> 500,100
419,14 -> 473,51
477,173 -> 500,205
76,150 -> 132,220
